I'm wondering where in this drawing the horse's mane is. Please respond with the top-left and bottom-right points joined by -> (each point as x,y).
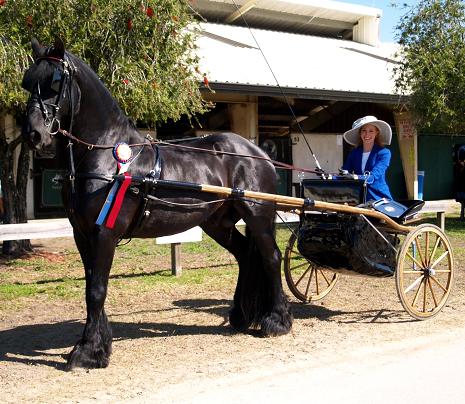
66,51 -> 138,130
67,52 -> 117,103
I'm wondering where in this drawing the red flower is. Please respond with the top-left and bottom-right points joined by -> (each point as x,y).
127,18 -> 132,30
146,7 -> 154,18
0,0 -> 6,6
122,79 -> 129,85
26,15 -> 33,27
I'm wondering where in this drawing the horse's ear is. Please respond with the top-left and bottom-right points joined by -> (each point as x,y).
31,37 -> 44,59
52,37 -> 65,59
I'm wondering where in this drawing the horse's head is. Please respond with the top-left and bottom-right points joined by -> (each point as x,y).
22,37 -> 80,149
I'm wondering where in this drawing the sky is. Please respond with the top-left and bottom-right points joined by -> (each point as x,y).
337,0 -> 421,43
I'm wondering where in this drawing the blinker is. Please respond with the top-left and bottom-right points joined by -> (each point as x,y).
51,68 -> 63,92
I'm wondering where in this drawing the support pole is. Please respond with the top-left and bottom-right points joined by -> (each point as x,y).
171,243 -> 182,277
394,111 -> 418,200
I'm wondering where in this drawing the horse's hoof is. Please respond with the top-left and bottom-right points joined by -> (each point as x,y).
260,310 -> 293,337
229,306 -> 251,332
65,341 -> 111,371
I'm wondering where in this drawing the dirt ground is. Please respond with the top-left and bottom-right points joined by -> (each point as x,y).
1,234 -> 465,403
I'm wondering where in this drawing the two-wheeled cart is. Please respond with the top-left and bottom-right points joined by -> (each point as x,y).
282,176 -> 454,320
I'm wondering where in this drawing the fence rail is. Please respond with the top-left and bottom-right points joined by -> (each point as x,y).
0,201 -> 458,243
0,218 -> 73,241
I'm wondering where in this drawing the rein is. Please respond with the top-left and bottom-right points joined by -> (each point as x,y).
56,127 -> 321,175
29,55 -> 320,176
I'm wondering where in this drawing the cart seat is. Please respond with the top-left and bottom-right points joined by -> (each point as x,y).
371,199 -> 425,222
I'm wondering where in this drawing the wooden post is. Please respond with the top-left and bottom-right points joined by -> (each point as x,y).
171,243 -> 182,277
394,111 -> 418,199
437,212 -> 446,232
228,98 -> 258,144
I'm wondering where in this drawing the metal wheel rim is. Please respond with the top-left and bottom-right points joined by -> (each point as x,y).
284,232 -> 339,302
396,224 -> 454,320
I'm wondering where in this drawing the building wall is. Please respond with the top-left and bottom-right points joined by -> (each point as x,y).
418,135 -> 465,200
291,132 -> 343,175
386,130 -> 407,200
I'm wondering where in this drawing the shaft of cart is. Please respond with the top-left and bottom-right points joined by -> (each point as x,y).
115,175 -> 412,233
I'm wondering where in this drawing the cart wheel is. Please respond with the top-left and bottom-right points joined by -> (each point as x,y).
283,232 -> 339,302
396,224 -> 454,320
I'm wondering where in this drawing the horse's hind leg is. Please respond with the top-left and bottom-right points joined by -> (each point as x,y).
66,229 -> 114,370
203,210 -> 292,336
201,221 -> 252,331
241,214 -> 293,337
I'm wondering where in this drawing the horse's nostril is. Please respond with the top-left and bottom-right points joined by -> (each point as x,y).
30,130 -> 42,147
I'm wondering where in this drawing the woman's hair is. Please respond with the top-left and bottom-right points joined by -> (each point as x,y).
355,124 -> 382,147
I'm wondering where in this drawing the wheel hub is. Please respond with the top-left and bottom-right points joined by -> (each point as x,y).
425,267 -> 435,276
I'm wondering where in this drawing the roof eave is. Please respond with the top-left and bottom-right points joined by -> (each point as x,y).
201,82 -> 409,105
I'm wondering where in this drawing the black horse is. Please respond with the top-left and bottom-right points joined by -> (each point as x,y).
21,38 -> 292,370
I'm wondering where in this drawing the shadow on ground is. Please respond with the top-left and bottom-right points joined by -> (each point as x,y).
0,296 -> 414,370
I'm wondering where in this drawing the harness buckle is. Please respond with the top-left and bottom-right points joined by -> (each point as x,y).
48,117 -> 61,135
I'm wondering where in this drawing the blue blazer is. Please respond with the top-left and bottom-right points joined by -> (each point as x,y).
342,144 -> 392,201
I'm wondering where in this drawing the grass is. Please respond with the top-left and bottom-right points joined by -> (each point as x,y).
0,217 -> 463,313
0,279 -> 83,300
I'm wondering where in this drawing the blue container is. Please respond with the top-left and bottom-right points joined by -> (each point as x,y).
417,170 -> 425,200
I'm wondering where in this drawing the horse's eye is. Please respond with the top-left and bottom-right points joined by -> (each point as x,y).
50,68 -> 62,92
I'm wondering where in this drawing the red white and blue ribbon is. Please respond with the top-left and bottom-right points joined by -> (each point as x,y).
95,180 -> 121,226
113,142 -> 132,164
105,173 -> 132,229
95,142 -> 145,228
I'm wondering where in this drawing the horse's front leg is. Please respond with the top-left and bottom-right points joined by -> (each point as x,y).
66,228 -> 116,370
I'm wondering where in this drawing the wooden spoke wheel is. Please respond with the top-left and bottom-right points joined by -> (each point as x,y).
396,224 -> 454,320
283,232 -> 339,302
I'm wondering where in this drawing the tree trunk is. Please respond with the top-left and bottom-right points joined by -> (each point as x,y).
0,113 -> 32,256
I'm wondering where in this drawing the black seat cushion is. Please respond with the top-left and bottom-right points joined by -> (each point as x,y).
372,199 -> 425,221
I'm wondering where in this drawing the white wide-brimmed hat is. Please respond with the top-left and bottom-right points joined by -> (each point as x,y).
343,115 -> 392,146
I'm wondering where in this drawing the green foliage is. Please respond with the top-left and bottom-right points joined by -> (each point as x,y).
0,38 -> 29,114
394,0 -> 465,134
0,0 -> 208,125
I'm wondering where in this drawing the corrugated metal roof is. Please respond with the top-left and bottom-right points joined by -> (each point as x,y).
192,0 -> 381,38
197,22 -> 399,97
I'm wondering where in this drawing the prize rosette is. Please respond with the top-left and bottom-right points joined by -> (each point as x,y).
113,142 -> 132,163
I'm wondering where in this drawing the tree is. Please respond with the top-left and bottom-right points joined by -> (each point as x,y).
393,0 -> 465,134
0,0 -> 207,255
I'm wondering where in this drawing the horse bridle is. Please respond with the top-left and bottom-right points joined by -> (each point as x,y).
26,55 -> 76,136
